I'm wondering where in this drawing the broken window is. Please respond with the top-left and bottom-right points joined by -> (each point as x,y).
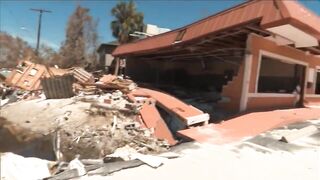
29,68 -> 38,76
316,71 -> 320,94
258,56 -> 304,93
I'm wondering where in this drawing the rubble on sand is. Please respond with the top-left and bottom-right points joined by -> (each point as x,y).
60,94 -> 170,161
0,62 -> 209,179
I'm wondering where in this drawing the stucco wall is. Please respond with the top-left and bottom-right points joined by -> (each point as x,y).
219,60 -> 244,112
247,96 -> 296,111
305,96 -> 320,105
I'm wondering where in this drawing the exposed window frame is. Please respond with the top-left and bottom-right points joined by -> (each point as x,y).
314,66 -> 320,95
251,50 -> 308,97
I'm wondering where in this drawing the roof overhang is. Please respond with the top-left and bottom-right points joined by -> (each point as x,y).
267,24 -> 319,48
113,0 -> 320,57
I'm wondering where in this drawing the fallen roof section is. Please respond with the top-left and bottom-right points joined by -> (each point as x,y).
139,103 -> 177,145
128,88 -> 210,126
113,0 -> 320,57
177,107 -> 320,144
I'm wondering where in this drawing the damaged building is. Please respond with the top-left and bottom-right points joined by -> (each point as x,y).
112,0 -> 320,117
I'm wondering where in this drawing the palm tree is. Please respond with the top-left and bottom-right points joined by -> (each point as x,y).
110,1 -> 144,44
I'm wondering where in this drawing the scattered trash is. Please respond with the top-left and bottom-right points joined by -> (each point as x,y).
68,155 -> 87,177
105,145 -> 168,168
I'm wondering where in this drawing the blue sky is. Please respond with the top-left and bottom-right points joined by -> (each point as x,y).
1,0 -> 320,51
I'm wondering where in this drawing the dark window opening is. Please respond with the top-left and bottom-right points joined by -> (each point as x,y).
258,56 -> 304,93
316,71 -> 320,94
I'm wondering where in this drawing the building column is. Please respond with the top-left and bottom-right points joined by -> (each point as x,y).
240,35 -> 253,112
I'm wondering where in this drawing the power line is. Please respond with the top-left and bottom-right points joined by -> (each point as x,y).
30,8 -> 52,55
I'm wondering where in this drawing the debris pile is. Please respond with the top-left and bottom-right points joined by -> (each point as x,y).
96,74 -> 137,93
0,61 -> 209,178
60,96 -> 170,161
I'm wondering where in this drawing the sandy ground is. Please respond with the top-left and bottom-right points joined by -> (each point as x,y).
83,119 -> 320,180
1,118 -> 319,180
1,99 -> 320,180
0,97 -> 92,135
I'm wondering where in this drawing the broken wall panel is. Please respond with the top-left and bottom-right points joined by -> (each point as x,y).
139,103 -> 177,145
218,60 -> 245,112
41,75 -> 74,99
5,61 -> 69,91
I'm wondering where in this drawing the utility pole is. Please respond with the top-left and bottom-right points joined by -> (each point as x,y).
30,8 -> 52,55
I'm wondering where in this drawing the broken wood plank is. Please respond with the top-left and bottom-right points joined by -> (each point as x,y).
44,169 -> 79,180
280,125 -> 319,143
81,159 -> 104,165
87,160 -> 144,176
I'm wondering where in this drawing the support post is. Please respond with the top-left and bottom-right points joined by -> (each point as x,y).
240,35 -> 253,112
114,57 -> 120,76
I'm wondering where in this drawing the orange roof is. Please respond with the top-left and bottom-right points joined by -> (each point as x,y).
113,0 -> 320,56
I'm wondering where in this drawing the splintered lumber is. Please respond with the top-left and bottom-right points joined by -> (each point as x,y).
95,74 -> 136,93
280,125 -> 319,143
73,68 -> 94,84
